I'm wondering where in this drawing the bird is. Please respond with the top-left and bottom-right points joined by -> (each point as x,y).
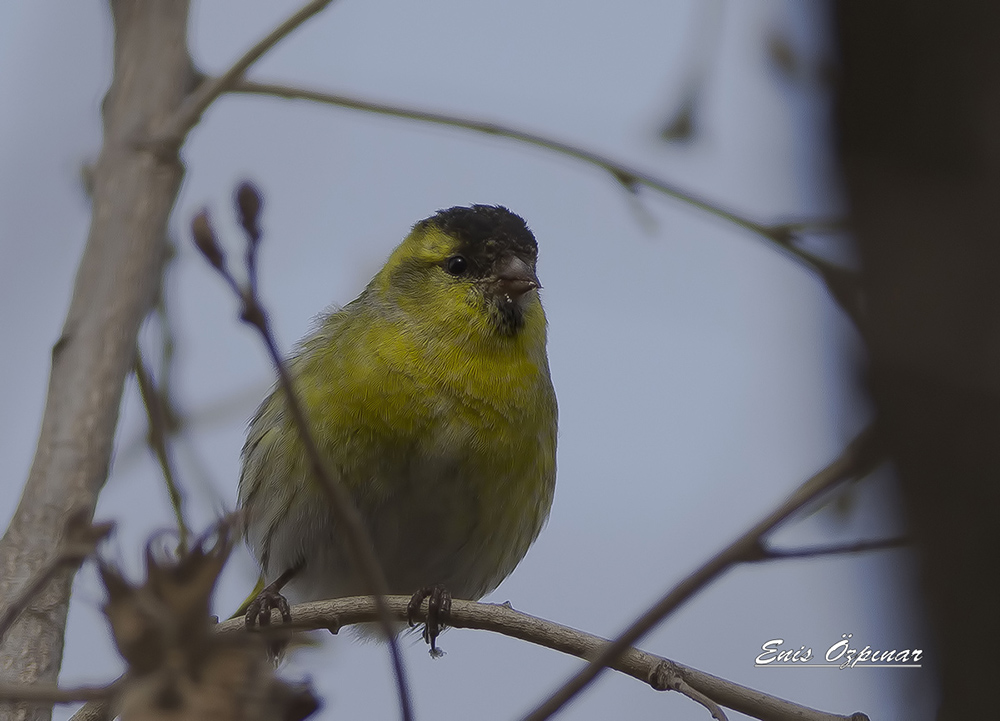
237,205 -> 557,648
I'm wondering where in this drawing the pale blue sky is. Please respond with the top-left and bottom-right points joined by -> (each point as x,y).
0,2 -> 933,719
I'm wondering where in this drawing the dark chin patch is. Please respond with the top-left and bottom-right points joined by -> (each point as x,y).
491,295 -> 525,335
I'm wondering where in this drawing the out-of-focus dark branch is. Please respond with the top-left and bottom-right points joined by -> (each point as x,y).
191,186 -> 413,721
521,426 -> 883,721
148,251 -> 183,437
750,536 -> 909,562
134,350 -> 188,553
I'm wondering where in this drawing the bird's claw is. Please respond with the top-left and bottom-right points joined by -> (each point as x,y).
407,584 -> 452,657
245,586 -> 292,629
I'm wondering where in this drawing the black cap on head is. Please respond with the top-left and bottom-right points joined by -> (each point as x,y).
418,205 -> 537,270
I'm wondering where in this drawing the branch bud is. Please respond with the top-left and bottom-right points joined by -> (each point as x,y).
191,210 -> 226,270
236,181 -> 262,246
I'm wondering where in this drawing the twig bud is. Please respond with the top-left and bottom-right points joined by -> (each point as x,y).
191,210 -> 226,270
236,181 -> 263,246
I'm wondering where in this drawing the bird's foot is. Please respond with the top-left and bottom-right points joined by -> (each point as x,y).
245,583 -> 293,661
407,584 -> 452,657
245,585 -> 292,628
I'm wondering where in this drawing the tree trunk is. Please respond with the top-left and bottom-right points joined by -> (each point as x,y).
0,3 -> 193,719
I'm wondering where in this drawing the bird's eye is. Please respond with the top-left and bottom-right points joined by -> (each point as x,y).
445,255 -> 468,276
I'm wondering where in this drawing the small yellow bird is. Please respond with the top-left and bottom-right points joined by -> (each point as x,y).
237,205 -> 557,642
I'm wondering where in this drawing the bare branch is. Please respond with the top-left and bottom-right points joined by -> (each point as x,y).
72,590 -> 871,721
227,80 -> 845,269
192,195 -> 413,721
229,80 -> 870,327
163,0 -> 339,139
521,426 -> 884,721
209,596 -> 866,721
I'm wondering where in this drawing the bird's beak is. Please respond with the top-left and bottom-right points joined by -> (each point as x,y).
493,256 -> 540,300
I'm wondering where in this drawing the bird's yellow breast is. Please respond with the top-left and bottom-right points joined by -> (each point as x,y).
275,291 -> 556,597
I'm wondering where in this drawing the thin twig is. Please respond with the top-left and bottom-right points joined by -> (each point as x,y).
191,196 -> 413,721
134,349 -> 189,553
228,80 -> 867,329
211,596 -> 866,721
676,678 -> 729,721
163,0 -> 339,140
0,513 -> 113,645
227,80 -> 844,267
152,261 -> 179,422
659,667 -> 730,721
521,426 -> 884,721
230,80 -> 868,326
751,536 -> 909,562
149,250 -> 184,441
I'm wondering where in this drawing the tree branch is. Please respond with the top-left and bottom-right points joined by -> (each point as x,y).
210,596 -> 867,721
521,426 -> 883,721
227,80 -> 845,271
163,0 -> 339,140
